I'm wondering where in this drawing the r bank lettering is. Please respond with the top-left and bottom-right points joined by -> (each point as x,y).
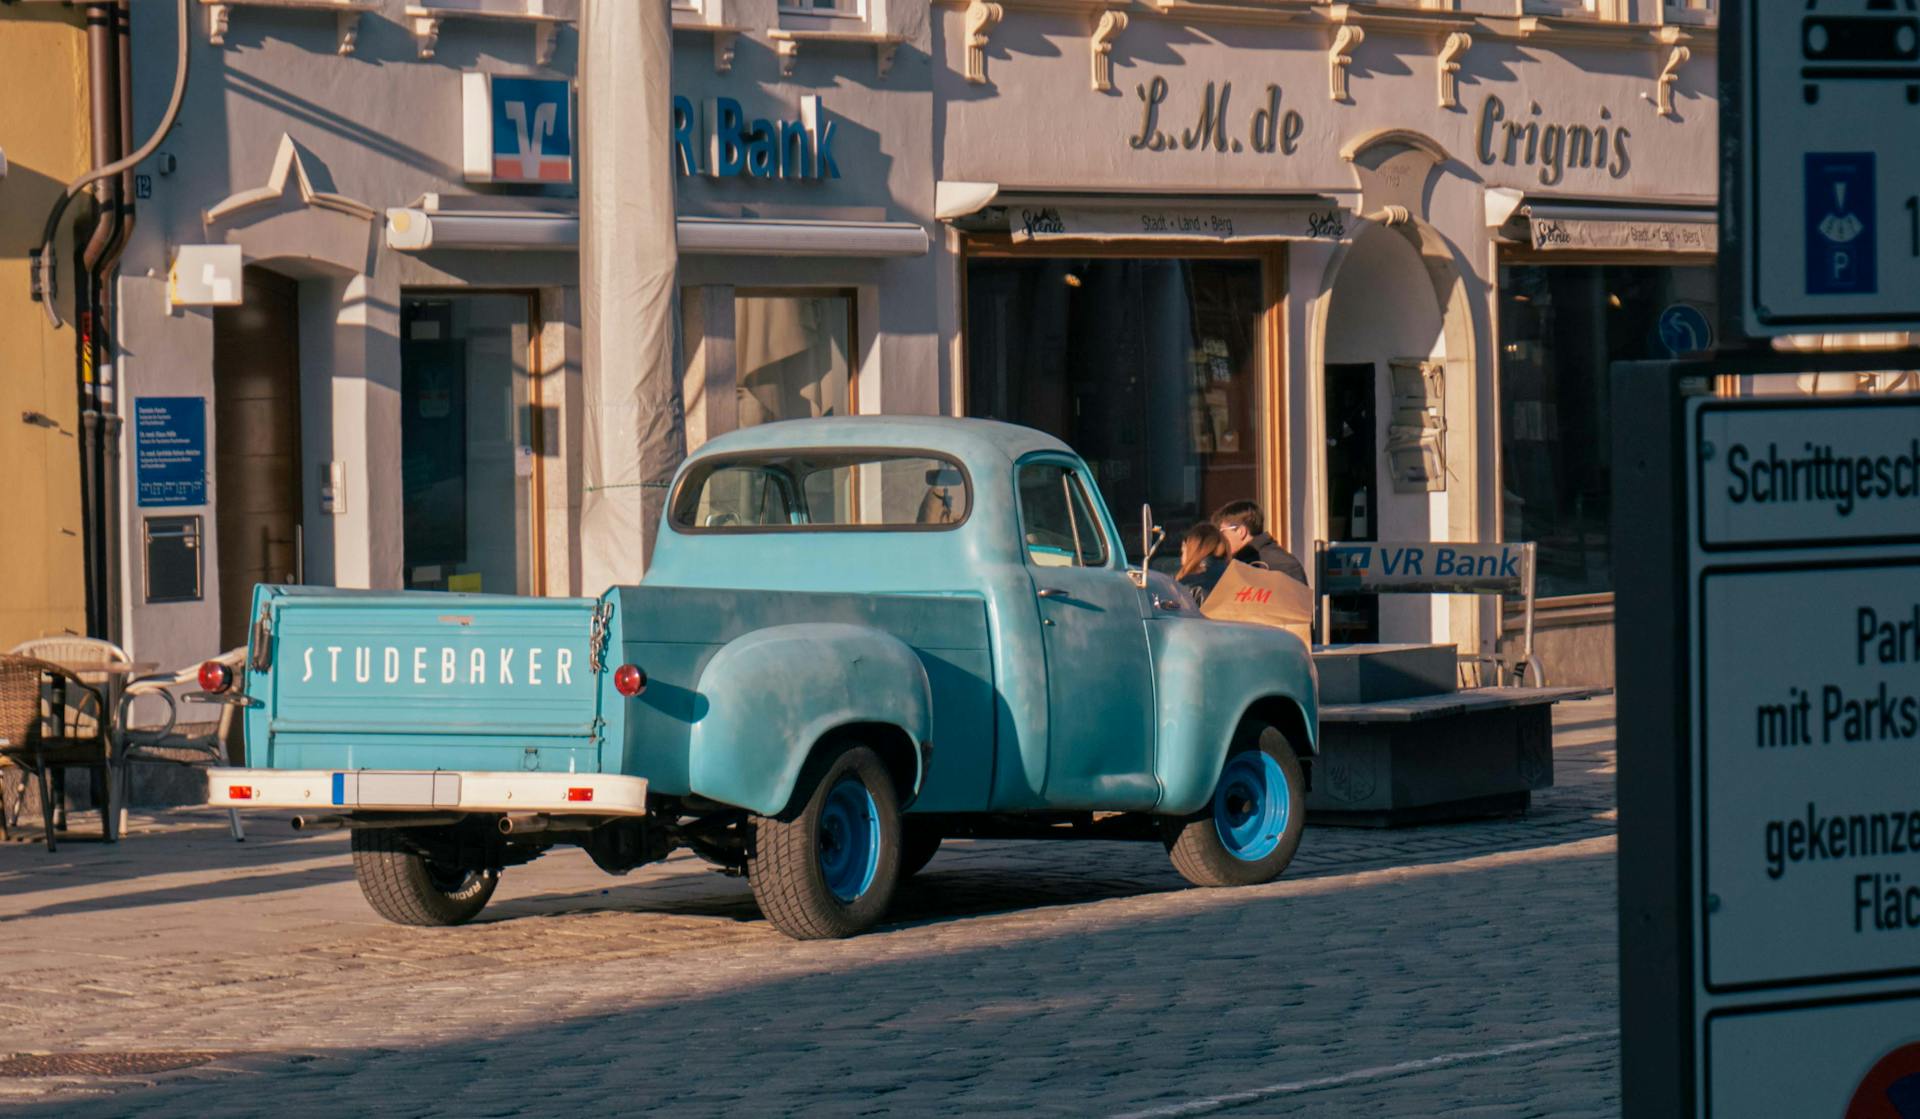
673,95 -> 841,180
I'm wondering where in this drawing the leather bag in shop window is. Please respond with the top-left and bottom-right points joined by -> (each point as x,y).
1199,559 -> 1315,647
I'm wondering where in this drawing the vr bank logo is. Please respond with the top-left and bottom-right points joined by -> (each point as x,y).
489,76 -> 573,184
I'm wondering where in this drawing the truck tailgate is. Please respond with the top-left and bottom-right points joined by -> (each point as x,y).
244,588 -> 613,774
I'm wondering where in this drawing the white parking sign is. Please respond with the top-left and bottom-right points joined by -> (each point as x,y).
1733,2 -> 1920,333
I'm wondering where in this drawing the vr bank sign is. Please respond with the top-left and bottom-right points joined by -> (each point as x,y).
462,74 -> 573,184
672,95 -> 841,181
462,77 -> 843,185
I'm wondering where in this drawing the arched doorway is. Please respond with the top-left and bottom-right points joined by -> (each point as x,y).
1321,224 -> 1449,643
1311,129 -> 1483,649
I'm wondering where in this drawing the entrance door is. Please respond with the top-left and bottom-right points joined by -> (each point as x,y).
213,267 -> 303,651
1324,362 -> 1379,642
1017,458 -> 1157,809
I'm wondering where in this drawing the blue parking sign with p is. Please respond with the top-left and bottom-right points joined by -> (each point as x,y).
1804,152 -> 1877,296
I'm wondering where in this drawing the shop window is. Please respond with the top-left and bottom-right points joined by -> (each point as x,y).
736,291 -> 854,426
1664,0 -> 1714,25
1497,262 -> 1716,599
966,256 -> 1267,565
779,0 -> 861,16
1524,0 -> 1601,17
400,293 -> 541,595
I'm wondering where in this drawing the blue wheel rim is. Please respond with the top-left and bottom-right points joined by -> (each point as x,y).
818,777 -> 880,903
1213,750 -> 1289,862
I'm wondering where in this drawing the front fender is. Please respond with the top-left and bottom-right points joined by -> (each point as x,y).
1148,617 -> 1319,816
687,623 -> 931,816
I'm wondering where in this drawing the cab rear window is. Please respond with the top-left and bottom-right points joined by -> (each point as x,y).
671,451 -> 972,532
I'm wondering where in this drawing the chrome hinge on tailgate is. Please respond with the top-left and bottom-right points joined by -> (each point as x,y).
249,605 -> 273,672
588,601 -> 614,674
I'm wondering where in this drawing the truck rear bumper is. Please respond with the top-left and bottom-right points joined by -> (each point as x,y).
207,768 -> 648,817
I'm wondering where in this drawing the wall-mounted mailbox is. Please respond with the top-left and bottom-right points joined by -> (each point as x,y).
144,515 -> 203,604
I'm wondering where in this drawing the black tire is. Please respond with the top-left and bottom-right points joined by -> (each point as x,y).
747,744 -> 901,940
351,826 -> 499,927
900,820 -> 942,879
1161,720 -> 1307,888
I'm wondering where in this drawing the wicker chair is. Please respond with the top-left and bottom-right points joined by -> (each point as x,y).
0,655 -> 115,851
115,648 -> 247,841
7,637 -> 131,833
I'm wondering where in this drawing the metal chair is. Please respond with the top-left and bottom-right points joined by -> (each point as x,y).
115,648 -> 247,841
0,655 -> 115,851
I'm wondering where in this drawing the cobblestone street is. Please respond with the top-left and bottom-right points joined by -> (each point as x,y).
0,699 -> 1620,1117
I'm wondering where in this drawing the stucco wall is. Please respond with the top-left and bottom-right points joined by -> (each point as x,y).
0,6 -> 90,649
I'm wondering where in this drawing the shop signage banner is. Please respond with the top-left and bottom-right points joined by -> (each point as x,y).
1008,204 -> 1348,244
1319,541 -> 1525,595
463,74 -> 573,184
134,397 -> 207,508
671,95 -> 839,182
1529,216 -> 1716,253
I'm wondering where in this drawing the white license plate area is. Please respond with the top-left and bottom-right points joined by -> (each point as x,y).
339,771 -> 461,808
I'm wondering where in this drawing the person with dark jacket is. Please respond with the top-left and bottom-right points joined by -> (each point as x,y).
1212,500 -> 1309,586
1175,522 -> 1232,606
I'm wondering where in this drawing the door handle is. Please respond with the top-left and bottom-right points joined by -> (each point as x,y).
1036,588 -> 1069,599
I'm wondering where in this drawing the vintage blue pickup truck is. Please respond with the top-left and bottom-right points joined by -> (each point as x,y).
208,418 -> 1319,939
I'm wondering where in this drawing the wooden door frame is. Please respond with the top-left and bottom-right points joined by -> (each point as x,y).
397,288 -> 547,596
956,235 -> 1290,548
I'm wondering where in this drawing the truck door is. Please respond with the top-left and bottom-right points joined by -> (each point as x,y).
1016,458 -> 1158,809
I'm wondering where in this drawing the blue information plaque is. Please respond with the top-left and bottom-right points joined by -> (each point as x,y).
134,396 -> 207,508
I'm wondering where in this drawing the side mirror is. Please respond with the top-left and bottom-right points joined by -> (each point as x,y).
1129,503 -> 1165,587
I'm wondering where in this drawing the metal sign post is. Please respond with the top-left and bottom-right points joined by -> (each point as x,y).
1616,354 -> 1920,1116
1724,2 -> 1920,336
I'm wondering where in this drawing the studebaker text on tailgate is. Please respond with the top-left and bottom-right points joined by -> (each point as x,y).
299,645 -> 576,688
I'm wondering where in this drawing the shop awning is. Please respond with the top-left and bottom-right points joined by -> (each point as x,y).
1487,189 -> 1716,253
936,181 -> 1351,244
384,196 -> 929,257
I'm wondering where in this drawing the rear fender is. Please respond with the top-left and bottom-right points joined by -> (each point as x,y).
687,623 -> 931,816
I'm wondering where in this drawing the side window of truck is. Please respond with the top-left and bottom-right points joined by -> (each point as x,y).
1018,462 -> 1109,568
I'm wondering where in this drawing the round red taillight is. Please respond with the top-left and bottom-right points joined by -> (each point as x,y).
613,664 -> 646,697
198,661 -> 233,694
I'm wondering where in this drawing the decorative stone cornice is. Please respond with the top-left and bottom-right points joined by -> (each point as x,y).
1656,44 -> 1691,118
202,0 -> 375,57
964,0 -> 1004,84
1090,8 -> 1128,92
1328,24 -> 1363,103
1436,31 -> 1471,110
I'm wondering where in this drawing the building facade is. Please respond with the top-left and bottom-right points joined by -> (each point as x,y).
930,0 -> 1718,683
0,2 -> 92,650
111,0 -> 1721,690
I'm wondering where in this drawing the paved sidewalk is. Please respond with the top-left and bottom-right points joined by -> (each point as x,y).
0,699 -> 1621,1117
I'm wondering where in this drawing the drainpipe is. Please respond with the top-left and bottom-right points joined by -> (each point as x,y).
77,0 -> 122,639
99,0 -> 136,642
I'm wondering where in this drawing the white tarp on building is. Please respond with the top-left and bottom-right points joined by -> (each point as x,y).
579,0 -> 684,592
